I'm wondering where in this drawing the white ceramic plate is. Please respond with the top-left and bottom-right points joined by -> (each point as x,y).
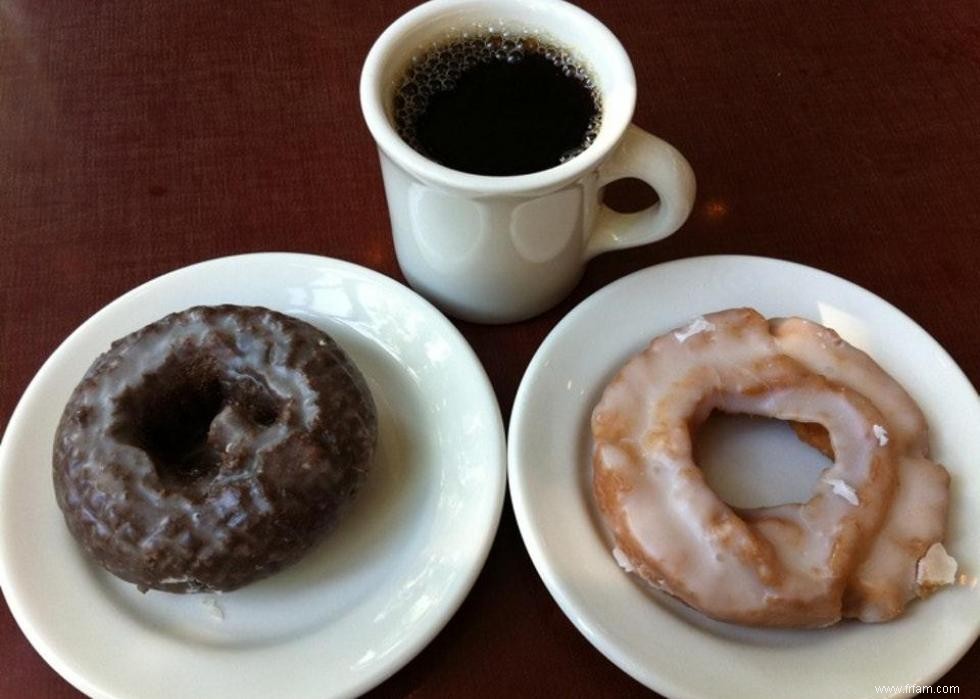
0,253 -> 506,699
509,255 -> 980,699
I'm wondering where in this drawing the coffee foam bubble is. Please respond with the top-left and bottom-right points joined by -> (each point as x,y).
393,30 -> 602,166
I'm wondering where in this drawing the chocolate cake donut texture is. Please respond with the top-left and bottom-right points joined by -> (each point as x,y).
53,305 -> 377,593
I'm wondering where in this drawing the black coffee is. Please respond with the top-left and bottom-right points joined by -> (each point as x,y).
394,33 -> 601,176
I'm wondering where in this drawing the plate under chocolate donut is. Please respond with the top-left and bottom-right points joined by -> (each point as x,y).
0,253 -> 506,699
53,304 -> 378,593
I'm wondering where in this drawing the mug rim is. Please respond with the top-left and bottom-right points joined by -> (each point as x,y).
359,0 -> 637,195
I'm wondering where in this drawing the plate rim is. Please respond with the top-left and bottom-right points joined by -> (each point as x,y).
0,251 -> 507,699
508,253 -> 980,699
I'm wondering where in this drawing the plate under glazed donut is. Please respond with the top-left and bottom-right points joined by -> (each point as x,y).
0,253 -> 506,699
509,255 -> 980,699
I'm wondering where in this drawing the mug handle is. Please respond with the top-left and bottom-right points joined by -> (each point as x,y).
585,124 -> 696,259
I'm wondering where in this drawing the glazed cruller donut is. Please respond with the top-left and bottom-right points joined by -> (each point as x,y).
592,308 -> 954,627
53,305 -> 377,593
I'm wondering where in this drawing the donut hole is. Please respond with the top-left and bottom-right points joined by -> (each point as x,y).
112,360 -> 226,486
694,412 -> 834,509
111,354 -> 285,487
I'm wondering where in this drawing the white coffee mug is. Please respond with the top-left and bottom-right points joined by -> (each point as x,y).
361,0 -> 696,323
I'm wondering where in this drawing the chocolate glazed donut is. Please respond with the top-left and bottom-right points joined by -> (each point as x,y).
53,305 -> 377,593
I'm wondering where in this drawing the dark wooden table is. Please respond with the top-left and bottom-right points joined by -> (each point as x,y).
2,1 -> 978,696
